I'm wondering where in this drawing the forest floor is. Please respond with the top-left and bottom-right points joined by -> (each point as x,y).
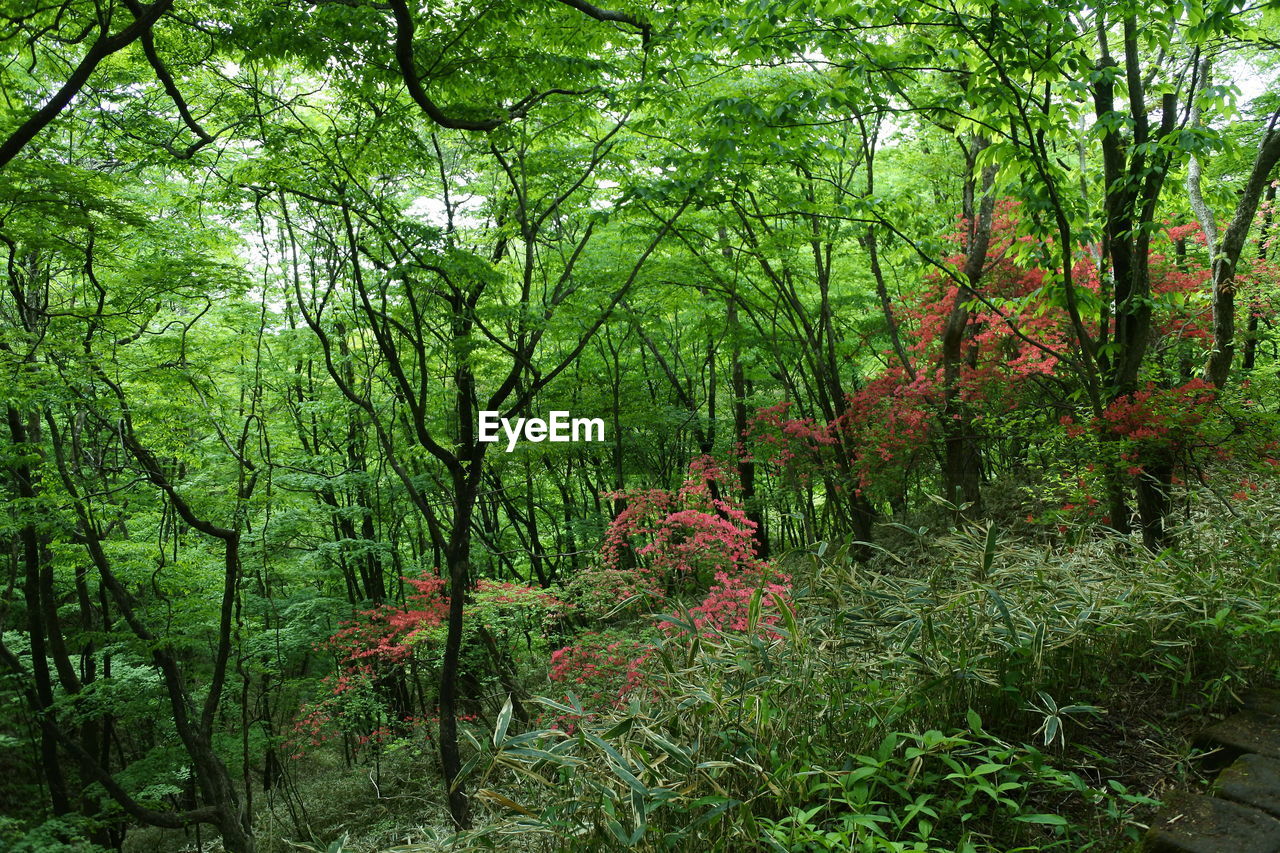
126,491 -> 1280,853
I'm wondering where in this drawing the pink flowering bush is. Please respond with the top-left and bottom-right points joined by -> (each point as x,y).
469,579 -> 569,656
681,569 -> 791,636
548,630 -> 652,704
549,458 -> 792,716
564,564 -> 664,621
598,456 -> 764,595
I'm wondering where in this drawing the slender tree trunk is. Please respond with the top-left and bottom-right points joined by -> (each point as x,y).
941,142 -> 995,515
722,228 -> 768,556
1135,451 -> 1173,553
439,520 -> 474,827
1242,183 -> 1276,371
1205,117 -> 1280,387
6,406 -> 72,816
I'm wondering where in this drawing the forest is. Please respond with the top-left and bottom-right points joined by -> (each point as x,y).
2,0 -> 1280,851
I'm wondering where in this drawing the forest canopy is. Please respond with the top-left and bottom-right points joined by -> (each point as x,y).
2,0 -> 1280,851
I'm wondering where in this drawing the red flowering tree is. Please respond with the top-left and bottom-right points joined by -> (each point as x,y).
1099,379 -> 1218,453
744,203 -> 1086,518
745,205 -> 1242,546
909,207 -> 1072,395
288,573 -> 563,759
324,575 -> 451,671
745,376 -> 935,507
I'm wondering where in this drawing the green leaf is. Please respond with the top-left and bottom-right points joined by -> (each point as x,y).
1015,813 -> 1069,826
494,694 -> 514,747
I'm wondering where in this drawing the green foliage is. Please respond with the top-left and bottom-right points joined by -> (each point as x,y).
0,814 -> 108,853
3,0 -> 1280,850
447,511 -> 1279,851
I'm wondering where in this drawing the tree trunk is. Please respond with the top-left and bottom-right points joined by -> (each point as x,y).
1135,452 -> 1173,552
439,534 -> 473,828
941,141 -> 995,515
1205,119 -> 1280,387
1242,183 -> 1276,371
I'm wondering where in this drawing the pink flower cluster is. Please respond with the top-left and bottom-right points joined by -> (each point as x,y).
550,459 -> 792,713
682,570 -> 791,636
548,632 -> 651,700
600,457 -> 765,590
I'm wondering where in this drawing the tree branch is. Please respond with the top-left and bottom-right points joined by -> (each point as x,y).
0,0 -> 175,169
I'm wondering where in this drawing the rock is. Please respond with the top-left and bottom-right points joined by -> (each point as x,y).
1245,690 -> 1280,720
1144,791 -> 1280,853
1216,754 -> 1280,819
1197,711 -> 1280,771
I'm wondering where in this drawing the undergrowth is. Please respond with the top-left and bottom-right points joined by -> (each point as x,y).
399,488 -> 1280,852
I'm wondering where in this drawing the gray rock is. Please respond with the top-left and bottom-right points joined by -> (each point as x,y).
1197,712 -> 1280,769
1144,791 -> 1280,853
1245,690 -> 1280,720
1216,754 -> 1280,819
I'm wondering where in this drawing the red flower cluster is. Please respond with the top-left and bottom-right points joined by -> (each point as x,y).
289,573 -> 564,759
324,576 -> 450,667
745,374 -> 935,499
1100,379 -> 1217,448
551,459 -> 791,714
548,631 -> 651,699
600,456 -> 764,591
